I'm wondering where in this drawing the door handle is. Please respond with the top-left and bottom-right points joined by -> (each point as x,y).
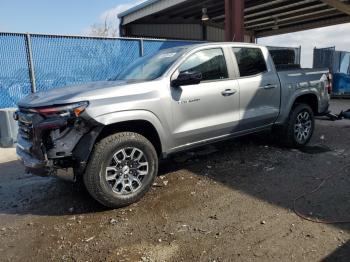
221,89 -> 237,96
263,84 -> 278,89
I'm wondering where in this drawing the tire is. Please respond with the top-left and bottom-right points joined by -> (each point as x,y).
83,132 -> 158,208
277,103 -> 315,148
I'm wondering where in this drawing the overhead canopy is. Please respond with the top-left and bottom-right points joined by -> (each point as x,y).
118,0 -> 350,41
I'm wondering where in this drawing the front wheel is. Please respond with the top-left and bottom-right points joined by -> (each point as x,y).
277,104 -> 315,148
83,132 -> 158,208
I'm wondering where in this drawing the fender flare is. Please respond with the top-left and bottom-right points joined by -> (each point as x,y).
278,90 -> 320,124
94,110 -> 170,152
290,91 -> 319,111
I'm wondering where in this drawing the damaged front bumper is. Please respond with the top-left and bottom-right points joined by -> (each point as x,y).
15,106 -> 100,179
16,140 -> 47,176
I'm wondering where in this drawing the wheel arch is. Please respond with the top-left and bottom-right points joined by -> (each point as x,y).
73,111 -> 168,178
94,110 -> 170,155
292,93 -> 319,114
96,119 -> 163,156
275,91 -> 319,126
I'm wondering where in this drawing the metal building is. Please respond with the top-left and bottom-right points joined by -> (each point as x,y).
118,0 -> 350,42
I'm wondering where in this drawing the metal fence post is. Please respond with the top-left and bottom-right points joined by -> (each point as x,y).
313,47 -> 316,68
139,38 -> 144,57
24,33 -> 37,93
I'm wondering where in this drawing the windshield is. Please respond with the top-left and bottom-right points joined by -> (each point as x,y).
114,47 -> 187,81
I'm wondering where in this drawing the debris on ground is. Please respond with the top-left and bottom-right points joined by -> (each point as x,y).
84,236 -> 95,242
0,100 -> 349,261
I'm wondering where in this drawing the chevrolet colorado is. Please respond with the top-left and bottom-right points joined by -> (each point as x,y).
15,43 -> 331,208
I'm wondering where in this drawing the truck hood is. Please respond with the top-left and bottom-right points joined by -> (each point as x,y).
18,80 -> 148,108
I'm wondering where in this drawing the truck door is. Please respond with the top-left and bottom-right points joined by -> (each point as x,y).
170,48 -> 240,148
231,47 -> 281,130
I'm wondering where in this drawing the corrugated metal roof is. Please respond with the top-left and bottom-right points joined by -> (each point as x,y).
118,0 -> 161,18
119,0 -> 189,25
119,0 -> 350,38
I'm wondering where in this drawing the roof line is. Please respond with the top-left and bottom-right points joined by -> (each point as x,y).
118,0 -> 161,18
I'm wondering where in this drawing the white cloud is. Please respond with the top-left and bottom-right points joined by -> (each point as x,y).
86,0 -> 146,36
258,23 -> 350,68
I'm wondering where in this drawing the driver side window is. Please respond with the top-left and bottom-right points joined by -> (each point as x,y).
179,48 -> 228,82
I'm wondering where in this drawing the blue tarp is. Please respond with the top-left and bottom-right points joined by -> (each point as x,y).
333,73 -> 350,95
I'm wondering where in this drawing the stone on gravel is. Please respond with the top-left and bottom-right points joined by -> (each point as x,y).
85,236 -> 95,242
110,219 -> 118,225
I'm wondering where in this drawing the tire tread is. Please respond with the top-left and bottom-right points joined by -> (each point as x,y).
277,103 -> 315,148
83,132 -> 158,208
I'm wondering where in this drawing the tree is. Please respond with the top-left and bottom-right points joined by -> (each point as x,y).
87,1 -> 147,37
88,16 -> 119,37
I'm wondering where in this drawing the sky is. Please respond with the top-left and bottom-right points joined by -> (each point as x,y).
0,0 -> 349,67
0,0 -> 136,35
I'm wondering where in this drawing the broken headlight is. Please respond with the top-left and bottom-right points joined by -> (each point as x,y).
32,101 -> 89,118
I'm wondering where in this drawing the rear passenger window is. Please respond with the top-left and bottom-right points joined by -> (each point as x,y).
179,48 -> 228,81
232,47 -> 267,77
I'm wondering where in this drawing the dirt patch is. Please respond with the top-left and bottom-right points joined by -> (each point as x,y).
0,100 -> 349,261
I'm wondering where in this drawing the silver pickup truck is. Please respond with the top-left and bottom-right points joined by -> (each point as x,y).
15,43 -> 331,208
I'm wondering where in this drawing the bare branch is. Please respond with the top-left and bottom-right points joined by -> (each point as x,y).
87,16 -> 118,37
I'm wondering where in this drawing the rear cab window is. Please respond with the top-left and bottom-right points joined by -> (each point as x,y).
232,47 -> 267,77
179,48 -> 228,82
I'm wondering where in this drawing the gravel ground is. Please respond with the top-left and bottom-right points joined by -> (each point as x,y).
0,99 -> 349,262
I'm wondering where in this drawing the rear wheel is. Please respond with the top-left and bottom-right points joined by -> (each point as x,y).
83,132 -> 158,208
277,104 -> 315,148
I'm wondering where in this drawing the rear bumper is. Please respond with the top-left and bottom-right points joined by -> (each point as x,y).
317,103 -> 330,116
318,96 -> 330,115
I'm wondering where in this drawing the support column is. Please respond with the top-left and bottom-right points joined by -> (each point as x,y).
202,24 -> 207,41
225,0 -> 245,42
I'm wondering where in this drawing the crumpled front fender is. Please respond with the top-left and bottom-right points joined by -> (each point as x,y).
93,110 -> 171,154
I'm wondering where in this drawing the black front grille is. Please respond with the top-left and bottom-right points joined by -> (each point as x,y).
17,109 -> 48,161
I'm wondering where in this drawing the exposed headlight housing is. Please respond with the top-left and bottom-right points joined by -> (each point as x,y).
32,101 -> 89,117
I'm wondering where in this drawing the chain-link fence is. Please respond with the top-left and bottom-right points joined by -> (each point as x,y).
313,47 -> 336,71
313,46 -> 350,74
0,33 -> 32,108
0,33 -> 198,108
313,47 -> 350,95
0,32 -> 311,108
338,51 -> 350,75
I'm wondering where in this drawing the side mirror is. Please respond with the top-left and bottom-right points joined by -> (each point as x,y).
171,71 -> 202,87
